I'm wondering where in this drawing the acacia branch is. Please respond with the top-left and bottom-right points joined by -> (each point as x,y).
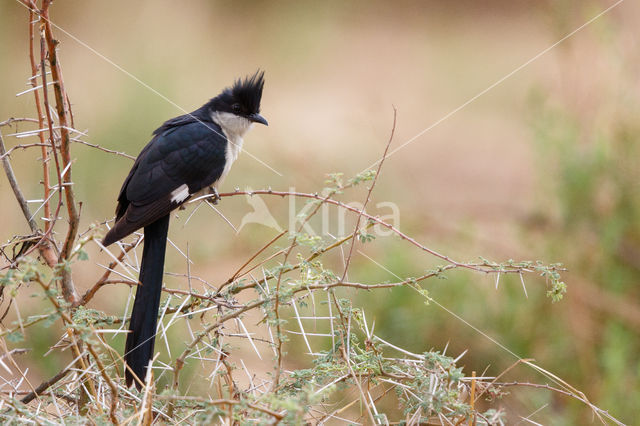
0,130 -> 58,268
38,30 -> 64,233
215,189 -> 546,276
85,339 -> 119,424
0,142 -> 53,161
0,132 -> 38,233
27,1 -> 52,230
20,367 -> 70,404
40,0 -> 79,305
70,138 -> 135,160
228,227 -> 365,295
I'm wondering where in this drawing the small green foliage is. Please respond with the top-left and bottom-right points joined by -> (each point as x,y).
195,406 -> 225,423
348,169 -> 376,186
6,331 -> 24,343
547,280 -> 567,302
427,265 -> 449,280
324,172 -> 344,190
294,232 -> 322,250
413,285 -> 430,305
295,255 -> 336,289
42,312 -> 61,328
535,262 -> 567,302
76,249 -> 89,261
72,306 -> 117,327
485,385 -> 510,402
479,408 -> 506,425
357,229 -> 375,243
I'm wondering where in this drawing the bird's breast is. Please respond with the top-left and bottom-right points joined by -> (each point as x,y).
219,135 -> 243,184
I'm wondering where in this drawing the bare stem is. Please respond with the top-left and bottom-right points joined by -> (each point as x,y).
27,1 -> 52,230
341,107 -> 397,281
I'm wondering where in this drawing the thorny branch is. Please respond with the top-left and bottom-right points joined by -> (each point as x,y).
41,0 -> 80,305
212,189 -> 565,277
27,3 -> 52,232
0,124 -> 58,268
0,132 -> 38,234
20,367 -> 70,404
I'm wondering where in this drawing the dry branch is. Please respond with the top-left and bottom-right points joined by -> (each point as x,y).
40,0 -> 80,305
27,2 -> 52,231
0,128 -> 58,268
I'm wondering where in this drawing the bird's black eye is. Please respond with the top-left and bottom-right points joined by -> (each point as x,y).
232,103 -> 242,113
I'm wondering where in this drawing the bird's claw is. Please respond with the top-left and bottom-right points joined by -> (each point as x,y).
209,186 -> 220,205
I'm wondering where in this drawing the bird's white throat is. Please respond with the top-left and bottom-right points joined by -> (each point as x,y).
211,111 -> 253,185
211,111 -> 253,141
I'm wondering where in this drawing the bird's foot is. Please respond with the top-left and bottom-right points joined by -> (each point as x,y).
209,186 -> 220,205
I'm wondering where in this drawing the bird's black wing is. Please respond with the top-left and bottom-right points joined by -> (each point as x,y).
103,116 -> 227,245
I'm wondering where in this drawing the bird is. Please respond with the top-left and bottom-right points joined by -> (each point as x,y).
102,71 -> 267,388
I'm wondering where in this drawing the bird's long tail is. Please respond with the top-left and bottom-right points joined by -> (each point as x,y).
124,214 -> 170,388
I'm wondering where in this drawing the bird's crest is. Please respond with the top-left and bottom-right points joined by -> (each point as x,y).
230,70 -> 265,114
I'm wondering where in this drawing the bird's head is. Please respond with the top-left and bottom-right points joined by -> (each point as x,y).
208,70 -> 268,129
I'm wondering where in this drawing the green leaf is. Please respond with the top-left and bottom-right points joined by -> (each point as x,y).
6,331 -> 24,343
77,249 -> 89,261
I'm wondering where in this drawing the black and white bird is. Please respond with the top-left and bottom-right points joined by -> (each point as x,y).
102,71 -> 267,388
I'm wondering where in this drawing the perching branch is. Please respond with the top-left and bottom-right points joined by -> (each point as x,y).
213,189 -> 562,276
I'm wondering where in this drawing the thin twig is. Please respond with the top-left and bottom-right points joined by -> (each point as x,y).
341,106 -> 397,281
85,336 -> 119,424
0,142 -> 53,161
218,229 -> 287,294
0,132 -> 38,233
71,138 -> 135,160
78,236 -> 141,306
0,130 -> 58,268
20,368 -> 70,404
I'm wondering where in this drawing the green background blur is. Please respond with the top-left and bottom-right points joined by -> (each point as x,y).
1,1 -> 638,423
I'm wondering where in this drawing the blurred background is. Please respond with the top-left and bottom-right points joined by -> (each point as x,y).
1,0 -> 638,423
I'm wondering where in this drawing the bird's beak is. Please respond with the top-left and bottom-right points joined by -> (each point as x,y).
248,113 -> 268,126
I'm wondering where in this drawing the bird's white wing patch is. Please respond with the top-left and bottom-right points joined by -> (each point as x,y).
170,184 -> 190,203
